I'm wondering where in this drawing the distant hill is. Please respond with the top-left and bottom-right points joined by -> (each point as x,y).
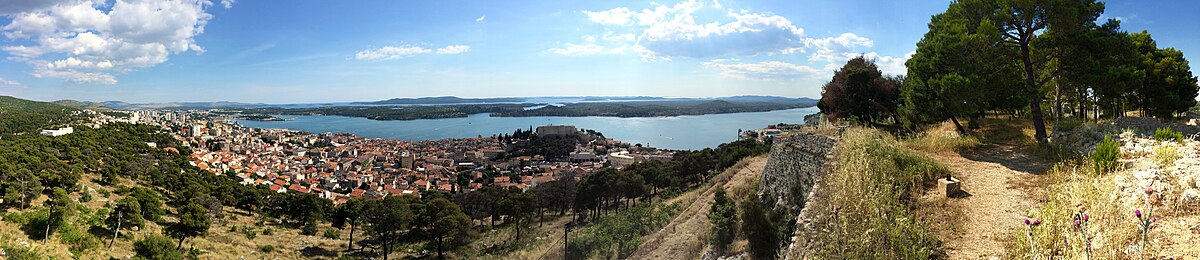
717,95 -> 818,104
54,99 -> 113,111
99,101 -> 270,110
0,96 -> 83,134
355,96 -> 526,105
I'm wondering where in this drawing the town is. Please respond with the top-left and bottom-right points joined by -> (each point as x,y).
110,110 -> 679,205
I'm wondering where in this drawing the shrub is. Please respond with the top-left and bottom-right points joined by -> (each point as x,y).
301,222 -> 318,236
240,226 -> 257,239
134,234 -> 183,260
1153,127 -> 1183,142
1092,135 -> 1120,175
1154,145 -> 1179,166
262,228 -> 273,235
80,192 -> 92,203
708,187 -> 736,254
258,244 -> 275,253
741,190 -> 780,259
2,245 -> 44,260
323,228 -> 340,239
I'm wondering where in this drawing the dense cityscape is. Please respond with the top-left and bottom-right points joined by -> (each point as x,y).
116,111 -> 681,204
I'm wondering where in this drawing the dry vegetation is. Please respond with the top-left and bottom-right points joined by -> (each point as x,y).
798,128 -> 947,259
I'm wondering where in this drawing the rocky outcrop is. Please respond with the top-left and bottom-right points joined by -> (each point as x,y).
757,133 -> 837,218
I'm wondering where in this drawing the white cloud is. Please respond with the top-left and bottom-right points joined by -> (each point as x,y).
583,7 -> 636,25
475,15 -> 486,22
0,77 -> 25,88
355,45 -> 432,60
573,0 -> 913,79
581,0 -> 806,59
804,33 -> 874,63
703,59 -> 827,80
547,43 -> 626,56
0,0 -> 220,84
220,0 -> 235,8
356,44 -> 469,60
436,45 -> 470,54
603,32 -> 635,42
859,51 -> 914,76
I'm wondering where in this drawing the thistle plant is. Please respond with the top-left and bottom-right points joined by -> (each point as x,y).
1136,185 -> 1158,259
829,204 -> 843,258
1073,210 -> 1092,259
1024,218 -> 1042,258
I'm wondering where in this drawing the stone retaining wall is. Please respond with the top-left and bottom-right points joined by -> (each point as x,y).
757,133 -> 837,217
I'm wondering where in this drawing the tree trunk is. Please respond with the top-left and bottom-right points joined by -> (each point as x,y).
347,222 -> 355,251
1054,82 -> 1063,120
437,237 -> 445,260
177,237 -> 185,250
110,212 -> 122,248
948,114 -> 967,134
1020,44 -> 1049,142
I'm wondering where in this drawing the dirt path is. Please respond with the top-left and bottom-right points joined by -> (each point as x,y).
920,145 -> 1048,259
627,155 -> 769,260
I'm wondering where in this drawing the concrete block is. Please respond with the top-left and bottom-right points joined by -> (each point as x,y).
938,177 -> 962,198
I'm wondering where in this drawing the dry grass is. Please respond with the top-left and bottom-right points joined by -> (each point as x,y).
903,122 -> 982,154
804,128 -> 946,259
1003,162 -> 1143,259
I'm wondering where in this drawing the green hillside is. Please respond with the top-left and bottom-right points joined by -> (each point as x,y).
0,96 -> 83,134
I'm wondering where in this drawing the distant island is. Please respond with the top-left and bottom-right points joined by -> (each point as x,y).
236,97 -> 816,121
353,96 -> 526,105
493,100 -> 815,117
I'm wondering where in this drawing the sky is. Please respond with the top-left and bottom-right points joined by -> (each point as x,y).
0,0 -> 1196,104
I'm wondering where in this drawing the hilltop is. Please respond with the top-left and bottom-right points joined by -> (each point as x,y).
0,96 -> 83,134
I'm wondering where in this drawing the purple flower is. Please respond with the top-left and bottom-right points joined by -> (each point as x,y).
1151,217 -> 1158,223
1145,187 -> 1155,195
1083,214 -> 1089,222
1024,219 -> 1031,225
1135,210 -> 1143,219
1074,220 -> 1081,227
1033,219 -> 1042,226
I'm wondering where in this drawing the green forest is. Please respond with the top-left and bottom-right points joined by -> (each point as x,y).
818,0 -> 1198,137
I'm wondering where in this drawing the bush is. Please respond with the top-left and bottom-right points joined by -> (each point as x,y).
2,245 -> 44,260
133,234 -> 183,260
262,228 -> 273,235
240,226 -> 257,239
301,222 -> 318,236
323,228 -> 340,239
741,190 -> 780,259
1092,135 -> 1120,174
1153,127 -> 1183,142
1154,145 -> 1180,166
80,192 -> 92,203
708,187 -> 736,254
258,244 -> 275,253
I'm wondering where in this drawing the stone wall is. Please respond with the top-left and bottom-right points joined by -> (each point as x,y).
757,133 -> 837,217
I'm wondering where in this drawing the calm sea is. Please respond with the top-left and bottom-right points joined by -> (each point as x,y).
234,107 -> 818,150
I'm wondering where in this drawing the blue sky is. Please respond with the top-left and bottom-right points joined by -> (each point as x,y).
0,0 -> 1195,103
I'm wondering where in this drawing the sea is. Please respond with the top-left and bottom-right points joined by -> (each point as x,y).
234,107 -> 819,151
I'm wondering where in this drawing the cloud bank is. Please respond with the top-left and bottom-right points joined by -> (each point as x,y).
0,0 -> 233,84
